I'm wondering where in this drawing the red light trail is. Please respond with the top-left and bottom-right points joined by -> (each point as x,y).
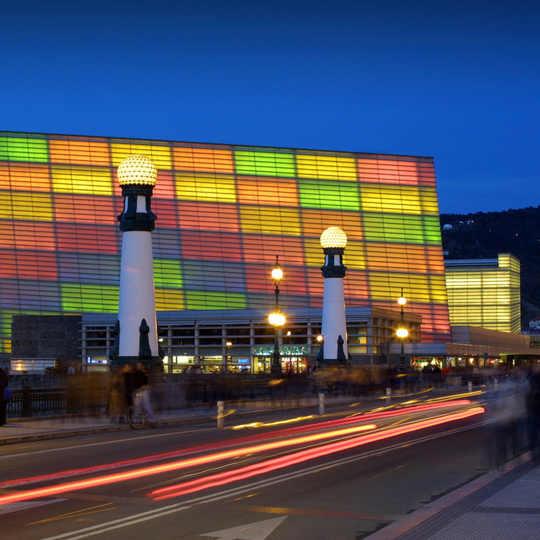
151,407 -> 484,500
0,402 -> 482,506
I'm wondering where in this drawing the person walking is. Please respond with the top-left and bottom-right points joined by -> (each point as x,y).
0,367 -> 9,426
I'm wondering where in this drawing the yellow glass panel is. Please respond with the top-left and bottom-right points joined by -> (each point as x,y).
239,206 -> 301,236
111,143 -> 172,169
0,191 -> 53,220
361,185 -> 422,214
369,272 -> 430,303
297,155 -> 357,181
176,174 -> 236,203
51,167 -> 113,195
343,240 -> 365,269
155,288 -> 185,310
304,237 -> 324,267
49,140 -> 111,166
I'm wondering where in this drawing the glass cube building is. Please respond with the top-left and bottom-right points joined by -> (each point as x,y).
445,254 -> 521,333
0,131 -> 451,363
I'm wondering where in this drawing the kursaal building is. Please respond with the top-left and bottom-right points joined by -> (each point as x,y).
1,131 -> 452,369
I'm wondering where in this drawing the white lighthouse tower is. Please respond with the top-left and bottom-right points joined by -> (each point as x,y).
318,226 -> 349,365
109,155 -> 162,368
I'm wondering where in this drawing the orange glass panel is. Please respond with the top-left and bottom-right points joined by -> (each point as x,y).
0,163 -> 51,192
54,195 -> 117,225
344,271 -> 369,299
306,267 -> 325,300
0,250 -> 57,280
181,231 -> 243,261
177,202 -> 239,232
358,158 -> 424,186
49,140 -> 111,166
242,235 -> 305,266
237,177 -> 298,207
56,224 -> 119,254
172,147 -> 234,174
153,199 -> 179,228
300,209 -> 363,241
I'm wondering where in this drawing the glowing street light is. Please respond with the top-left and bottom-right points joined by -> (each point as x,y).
397,288 -> 408,369
269,256 -> 285,375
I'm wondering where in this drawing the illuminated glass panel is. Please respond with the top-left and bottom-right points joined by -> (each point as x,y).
54,194 -> 117,224
175,173 -> 236,203
237,177 -> 298,207
155,288 -> 184,311
242,235 -> 305,266
51,166 -> 113,196
1,191 -> 53,221
360,185 -> 423,215
297,154 -> 357,181
56,224 -> 119,254
111,142 -> 172,169
185,291 -> 247,310
300,209 -> 363,242
363,213 -> 441,245
61,283 -> 119,312
235,150 -> 295,177
240,206 -> 301,236
0,250 -> 57,280
0,135 -> 48,162
0,221 -> 56,251
181,231 -> 243,261
0,163 -> 51,192
173,147 -> 234,173
154,259 -> 183,289
49,140 -> 110,166
298,179 -> 360,210
177,201 -> 240,232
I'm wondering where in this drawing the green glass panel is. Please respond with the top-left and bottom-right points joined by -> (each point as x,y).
363,213 -> 428,244
298,179 -> 360,210
235,150 -> 295,177
154,259 -> 183,289
423,216 -> 442,244
185,291 -> 247,310
61,283 -> 119,312
0,136 -> 48,162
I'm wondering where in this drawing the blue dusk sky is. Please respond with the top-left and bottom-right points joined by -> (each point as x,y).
1,0 -> 538,215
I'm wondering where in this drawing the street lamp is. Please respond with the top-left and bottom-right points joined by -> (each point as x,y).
269,256 -> 285,375
397,288 -> 408,369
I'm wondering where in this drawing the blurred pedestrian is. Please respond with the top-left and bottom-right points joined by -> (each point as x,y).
0,367 -> 10,426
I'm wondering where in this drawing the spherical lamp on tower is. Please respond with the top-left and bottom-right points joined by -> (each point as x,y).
109,155 -> 163,370
319,226 -> 349,366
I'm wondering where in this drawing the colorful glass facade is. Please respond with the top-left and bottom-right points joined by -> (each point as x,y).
445,254 -> 521,333
0,131 -> 451,360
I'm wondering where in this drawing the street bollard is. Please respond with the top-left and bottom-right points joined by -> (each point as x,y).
217,400 -> 225,429
468,381 -> 472,393
386,387 -> 391,404
494,378 -> 498,391
318,393 -> 325,416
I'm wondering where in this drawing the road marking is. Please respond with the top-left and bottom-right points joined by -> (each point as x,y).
0,426 -> 214,459
201,516 -> 287,539
0,498 -> 65,515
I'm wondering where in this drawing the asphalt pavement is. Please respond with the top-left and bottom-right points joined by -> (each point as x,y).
1,394 -> 538,540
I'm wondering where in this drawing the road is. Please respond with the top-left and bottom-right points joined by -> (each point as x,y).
0,394 -> 491,540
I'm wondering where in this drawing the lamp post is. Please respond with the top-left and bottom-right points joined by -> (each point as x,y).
109,155 -> 163,369
268,256 -> 285,375
396,288 -> 408,369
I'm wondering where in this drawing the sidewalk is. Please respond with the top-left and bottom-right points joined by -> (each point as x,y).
0,394 -> 353,445
364,452 -> 540,540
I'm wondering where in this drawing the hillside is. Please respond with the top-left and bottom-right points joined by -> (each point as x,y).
440,206 -> 540,327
